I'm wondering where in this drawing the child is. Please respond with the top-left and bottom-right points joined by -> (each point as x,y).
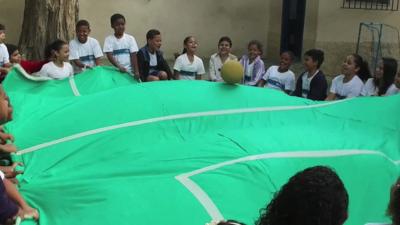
240,40 -> 265,86
37,39 -> 74,80
209,36 -> 238,82
69,20 -> 103,74
386,178 -> 400,225
258,51 -> 295,94
292,49 -> 328,100
0,24 -> 11,81
6,44 -> 47,74
361,57 -> 398,96
326,54 -> 368,100
173,36 -> 205,80
137,29 -> 172,82
0,86 -> 39,223
103,13 -> 140,80
256,166 -> 348,225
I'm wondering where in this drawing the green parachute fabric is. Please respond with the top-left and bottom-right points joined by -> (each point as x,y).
2,66 -> 400,225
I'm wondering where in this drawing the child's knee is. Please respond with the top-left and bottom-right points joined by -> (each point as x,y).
146,75 -> 160,82
159,71 -> 168,80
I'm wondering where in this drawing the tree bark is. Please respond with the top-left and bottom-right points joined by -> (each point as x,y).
18,0 -> 79,60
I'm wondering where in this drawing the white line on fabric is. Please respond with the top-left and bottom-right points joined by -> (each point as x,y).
16,99 -> 351,156
175,149 -> 398,221
178,177 -> 224,221
69,76 -> 81,97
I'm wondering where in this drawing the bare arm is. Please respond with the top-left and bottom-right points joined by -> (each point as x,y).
130,53 -> 140,79
257,79 -> 266,87
106,52 -> 126,73
3,179 -> 39,220
174,70 -> 180,80
72,60 -> 87,69
325,93 -> 337,101
95,58 -> 102,66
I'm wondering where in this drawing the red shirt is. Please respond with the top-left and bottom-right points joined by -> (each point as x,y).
20,60 -> 47,74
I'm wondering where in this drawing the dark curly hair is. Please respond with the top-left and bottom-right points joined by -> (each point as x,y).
387,177 -> 400,225
218,220 -> 246,225
256,166 -> 349,225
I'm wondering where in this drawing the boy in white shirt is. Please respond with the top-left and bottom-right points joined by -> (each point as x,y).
103,13 -> 140,80
258,51 -> 295,94
69,20 -> 103,74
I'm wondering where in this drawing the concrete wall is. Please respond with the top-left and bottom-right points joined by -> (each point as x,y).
0,0 -> 24,46
313,1 -> 400,77
0,0 -> 270,60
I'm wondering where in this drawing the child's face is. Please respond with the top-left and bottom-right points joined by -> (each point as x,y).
248,44 -> 261,61
112,18 -> 125,36
184,37 -> 198,54
76,25 -> 90,43
395,72 -> 400,89
303,55 -> 318,71
279,52 -> 293,71
341,55 -> 359,76
10,50 -> 22,64
55,44 -> 70,62
375,60 -> 384,79
148,34 -> 162,51
0,87 -> 12,124
0,30 -> 5,43
218,41 -> 231,56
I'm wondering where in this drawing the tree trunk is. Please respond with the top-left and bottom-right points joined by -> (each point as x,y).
18,0 -> 79,60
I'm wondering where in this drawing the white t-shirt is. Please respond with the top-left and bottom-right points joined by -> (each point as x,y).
149,52 -> 157,67
361,78 -> 399,96
69,37 -> 103,74
173,53 -> 205,80
330,74 -> 364,99
38,61 -> 74,80
301,71 -> 319,98
262,66 -> 295,92
245,61 -> 254,79
209,53 -> 237,82
361,78 -> 378,96
0,43 -> 9,67
103,33 -> 139,72
386,84 -> 399,96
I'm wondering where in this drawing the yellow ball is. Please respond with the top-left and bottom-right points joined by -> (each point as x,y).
221,60 -> 244,84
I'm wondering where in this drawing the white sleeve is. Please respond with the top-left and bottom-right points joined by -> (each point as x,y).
360,84 -> 368,96
173,57 -> 182,72
347,82 -> 363,98
262,66 -> 273,81
1,45 -> 9,64
209,57 -> 217,81
103,37 -> 113,53
93,39 -> 104,58
38,63 -> 50,77
197,58 -> 206,75
67,63 -> 74,76
330,77 -> 339,94
361,79 -> 374,96
0,170 -> 4,180
129,36 -> 139,53
69,41 -> 79,60
286,73 -> 296,91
